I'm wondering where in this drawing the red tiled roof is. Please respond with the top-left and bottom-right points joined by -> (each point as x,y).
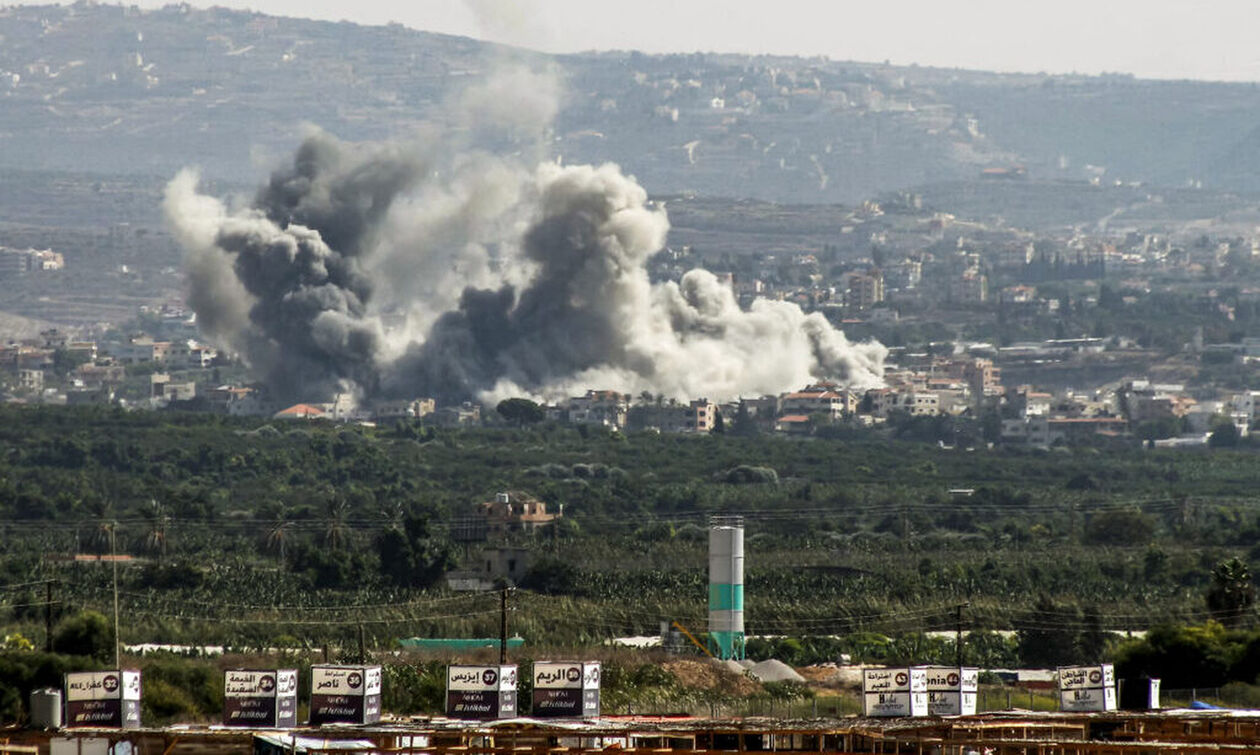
777,414 -> 811,423
276,403 -> 326,417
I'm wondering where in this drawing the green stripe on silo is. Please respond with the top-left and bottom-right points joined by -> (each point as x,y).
708,630 -> 746,661
708,584 -> 744,610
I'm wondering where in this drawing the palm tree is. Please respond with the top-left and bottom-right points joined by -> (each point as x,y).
140,499 -> 170,560
376,499 -> 406,533
323,498 -> 352,552
1207,557 -> 1255,627
263,509 -> 295,562
83,497 -> 115,555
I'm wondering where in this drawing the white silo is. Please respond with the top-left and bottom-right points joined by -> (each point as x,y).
708,515 -> 745,660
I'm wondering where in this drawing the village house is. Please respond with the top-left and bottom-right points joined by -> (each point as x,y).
453,491 -> 563,542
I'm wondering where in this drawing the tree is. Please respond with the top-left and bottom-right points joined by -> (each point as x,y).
1016,596 -> 1091,666
519,557 -> 579,595
52,610 -> 113,661
496,398 -> 544,426
375,514 -> 456,589
1207,557 -> 1255,627
1115,622 -> 1236,688
323,498 -> 352,551
1209,419 -> 1241,448
711,410 -> 725,434
139,499 -> 169,559
731,402 -> 760,437
83,498 -> 115,555
263,509 -> 294,562
1083,509 -> 1155,547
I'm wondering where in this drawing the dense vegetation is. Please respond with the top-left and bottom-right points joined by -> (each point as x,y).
2,405 -> 1260,654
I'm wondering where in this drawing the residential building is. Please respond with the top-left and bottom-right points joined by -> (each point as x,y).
74,362 -> 126,387
1124,380 -> 1195,423
164,382 -> 197,402
432,402 -> 481,426
168,339 -> 217,368
847,269 -> 885,309
886,259 -> 922,290
567,390 -> 629,429
774,414 -> 813,434
373,398 -> 436,420
17,368 -> 42,392
1002,416 -> 1127,446
686,399 -> 717,433
446,546 -> 534,591
463,491 -> 563,541
0,247 -> 64,276
960,358 -> 1002,403
779,382 -> 858,419
949,269 -> 988,304
1006,386 -> 1053,418
111,336 -> 171,364
205,385 -> 257,413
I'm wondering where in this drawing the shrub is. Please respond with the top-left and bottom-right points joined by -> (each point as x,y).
719,466 -> 779,484
52,610 -> 113,661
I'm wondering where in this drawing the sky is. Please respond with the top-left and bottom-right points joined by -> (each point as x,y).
122,0 -> 1260,83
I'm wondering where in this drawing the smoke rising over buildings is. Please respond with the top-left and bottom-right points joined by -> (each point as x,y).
165,65 -> 886,406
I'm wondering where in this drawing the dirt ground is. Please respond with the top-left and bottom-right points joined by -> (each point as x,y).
662,659 -> 762,696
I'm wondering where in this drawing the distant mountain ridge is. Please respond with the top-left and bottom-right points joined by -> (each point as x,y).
2,2 -> 1259,202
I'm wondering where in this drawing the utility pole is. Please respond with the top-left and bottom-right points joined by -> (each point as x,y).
44,580 -> 54,652
499,587 -> 510,664
955,602 -> 970,667
111,522 -> 120,669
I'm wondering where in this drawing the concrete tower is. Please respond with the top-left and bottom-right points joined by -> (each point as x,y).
707,515 -> 745,660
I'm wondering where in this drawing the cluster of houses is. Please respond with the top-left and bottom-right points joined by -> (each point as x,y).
1,327 -> 217,407
653,195 -> 1260,328
6,319 -> 1260,448
0,245 -> 64,276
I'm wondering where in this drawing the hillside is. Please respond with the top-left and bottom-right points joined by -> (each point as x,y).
1,4 -> 1259,203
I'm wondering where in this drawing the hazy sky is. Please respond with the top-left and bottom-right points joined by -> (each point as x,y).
126,0 -> 1260,82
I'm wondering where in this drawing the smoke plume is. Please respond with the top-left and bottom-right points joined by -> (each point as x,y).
166,71 -> 886,407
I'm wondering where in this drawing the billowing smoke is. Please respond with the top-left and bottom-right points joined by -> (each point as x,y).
166,70 -> 886,407
166,133 -> 429,400
392,162 -> 886,404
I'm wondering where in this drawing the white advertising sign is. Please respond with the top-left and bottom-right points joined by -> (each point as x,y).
447,665 -> 518,692
224,670 -> 297,698
1058,664 -> 1115,690
534,663 -> 584,689
862,667 -> 927,694
923,667 -> 979,692
311,665 -> 382,696
863,691 -> 928,717
66,671 -> 141,702
928,690 -> 978,716
1060,685 -> 1118,712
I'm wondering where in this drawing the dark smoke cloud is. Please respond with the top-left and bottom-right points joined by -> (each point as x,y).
167,76 -> 886,407
166,132 -> 428,401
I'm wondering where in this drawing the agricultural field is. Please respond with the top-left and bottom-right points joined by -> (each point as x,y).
3,405 -> 1260,722
0,404 -> 1258,649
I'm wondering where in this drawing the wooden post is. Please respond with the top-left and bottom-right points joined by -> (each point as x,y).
44,581 -> 53,653
499,588 -> 509,664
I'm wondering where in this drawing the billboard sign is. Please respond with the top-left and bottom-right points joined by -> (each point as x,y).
923,667 -> 979,716
309,665 -> 382,725
446,665 -> 519,719
1058,664 -> 1117,712
223,670 -> 298,728
863,668 -> 928,717
65,671 -> 141,728
532,662 -> 601,718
